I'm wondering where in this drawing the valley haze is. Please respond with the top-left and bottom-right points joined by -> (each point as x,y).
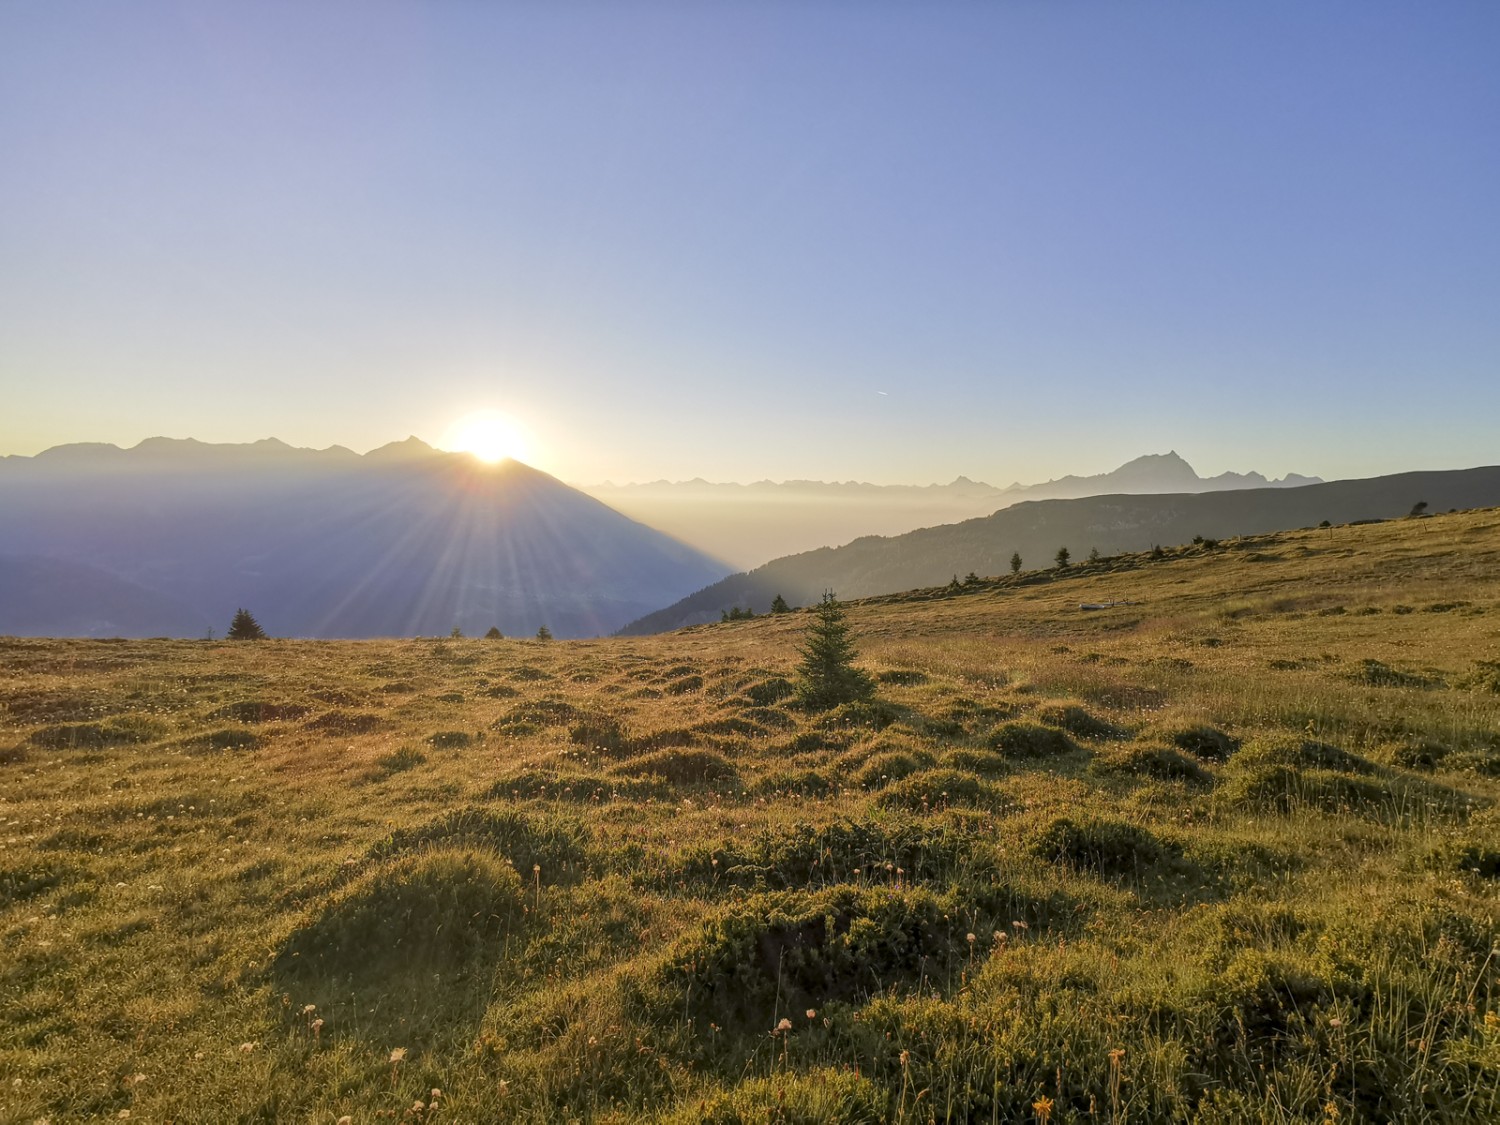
2,436 -> 1328,640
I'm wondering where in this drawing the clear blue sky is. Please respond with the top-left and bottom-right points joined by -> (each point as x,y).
2,1 -> 1496,485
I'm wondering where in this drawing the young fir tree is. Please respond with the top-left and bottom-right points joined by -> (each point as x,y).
1010,552 -> 1022,575
770,594 -> 791,614
1054,546 -> 1071,569
535,625 -> 553,641
484,626 -> 504,639
226,608 -> 267,640
794,592 -> 874,710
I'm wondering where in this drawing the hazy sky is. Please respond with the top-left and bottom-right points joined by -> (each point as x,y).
2,2 -> 1497,485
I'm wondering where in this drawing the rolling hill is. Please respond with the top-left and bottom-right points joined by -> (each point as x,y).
621,463 -> 1500,633
584,451 -> 1318,567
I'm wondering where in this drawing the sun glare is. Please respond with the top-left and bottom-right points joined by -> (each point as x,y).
442,411 -> 531,465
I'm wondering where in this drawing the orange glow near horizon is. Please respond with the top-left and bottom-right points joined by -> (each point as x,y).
440,410 -> 533,465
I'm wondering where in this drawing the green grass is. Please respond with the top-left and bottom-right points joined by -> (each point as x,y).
1,510 -> 1499,1121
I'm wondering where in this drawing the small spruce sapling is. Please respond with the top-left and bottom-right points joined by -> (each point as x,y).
794,592 -> 875,711
1054,546 -> 1071,569
1010,552 -> 1022,575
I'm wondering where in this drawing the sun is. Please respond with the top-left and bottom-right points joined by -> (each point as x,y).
441,410 -> 531,465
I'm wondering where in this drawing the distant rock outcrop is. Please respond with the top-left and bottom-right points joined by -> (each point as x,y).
0,438 -> 731,639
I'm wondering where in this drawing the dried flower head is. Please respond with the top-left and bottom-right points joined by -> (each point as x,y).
389,1047 -> 407,1064
806,1009 -> 817,1020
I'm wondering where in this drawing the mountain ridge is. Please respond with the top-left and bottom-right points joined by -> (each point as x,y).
0,438 -> 731,639
583,451 -> 1320,568
618,463 -> 1500,635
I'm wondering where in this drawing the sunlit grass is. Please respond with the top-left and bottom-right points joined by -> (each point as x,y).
1,509 -> 1498,1120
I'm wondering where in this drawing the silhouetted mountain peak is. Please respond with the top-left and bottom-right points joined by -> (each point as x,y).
365,435 -> 439,461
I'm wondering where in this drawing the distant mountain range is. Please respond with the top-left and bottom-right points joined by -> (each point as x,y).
0,437 -> 731,639
618,464 -> 1500,634
584,452 -> 1320,568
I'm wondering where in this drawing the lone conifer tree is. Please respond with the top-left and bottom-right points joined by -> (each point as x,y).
226,608 -> 267,640
535,625 -> 553,641
770,594 -> 791,614
794,592 -> 874,710
484,626 -> 503,639
1054,546 -> 1071,569
1010,551 -> 1022,575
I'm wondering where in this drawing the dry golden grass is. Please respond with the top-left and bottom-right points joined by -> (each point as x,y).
2,509 -> 1498,1122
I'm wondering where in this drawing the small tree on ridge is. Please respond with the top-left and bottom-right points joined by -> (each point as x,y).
226,608 -> 267,640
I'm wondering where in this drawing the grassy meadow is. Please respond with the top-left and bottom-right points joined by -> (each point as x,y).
3,511 -> 1499,1123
